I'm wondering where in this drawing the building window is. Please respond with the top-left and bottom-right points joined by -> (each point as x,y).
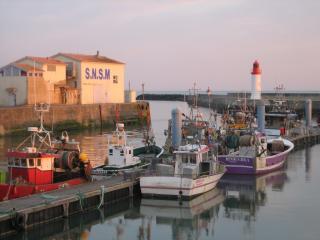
37,159 -> 41,167
21,71 -> 27,76
39,73 -> 43,77
28,72 -> 33,77
34,73 -> 38,77
113,75 -> 118,84
109,149 -> 113,156
47,65 -> 56,71
0,70 -> 3,77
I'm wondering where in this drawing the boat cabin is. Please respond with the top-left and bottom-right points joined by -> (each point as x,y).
7,147 -> 58,185
107,123 -> 140,167
173,144 -> 214,178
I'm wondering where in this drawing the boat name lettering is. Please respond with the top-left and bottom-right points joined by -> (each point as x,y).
85,68 -> 111,80
225,157 -> 251,163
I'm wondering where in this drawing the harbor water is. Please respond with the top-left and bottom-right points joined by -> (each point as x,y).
0,101 -> 319,240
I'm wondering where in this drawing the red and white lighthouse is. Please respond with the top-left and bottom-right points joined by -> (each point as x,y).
251,60 -> 262,100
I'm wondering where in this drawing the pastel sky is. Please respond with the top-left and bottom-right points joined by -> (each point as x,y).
1,0 -> 319,92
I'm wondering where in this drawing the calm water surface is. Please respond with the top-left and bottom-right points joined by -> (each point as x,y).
1,101 -> 320,240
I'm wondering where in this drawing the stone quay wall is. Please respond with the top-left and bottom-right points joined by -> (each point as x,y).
0,102 -> 149,136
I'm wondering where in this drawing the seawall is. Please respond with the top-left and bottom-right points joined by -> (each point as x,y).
0,102 -> 150,136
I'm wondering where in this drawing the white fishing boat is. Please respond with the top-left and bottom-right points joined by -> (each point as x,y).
92,123 -> 163,176
140,143 -> 225,199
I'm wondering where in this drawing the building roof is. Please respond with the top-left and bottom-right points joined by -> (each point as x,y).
54,52 -> 124,64
13,63 -> 44,72
25,56 -> 66,65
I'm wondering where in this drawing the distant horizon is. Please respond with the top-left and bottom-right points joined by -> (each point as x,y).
1,0 -> 319,91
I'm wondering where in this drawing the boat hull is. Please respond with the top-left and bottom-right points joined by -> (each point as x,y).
0,178 -> 86,201
218,139 -> 294,175
140,172 -> 225,200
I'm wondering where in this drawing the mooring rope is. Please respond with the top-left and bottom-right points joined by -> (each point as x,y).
76,191 -> 86,211
97,185 -> 105,209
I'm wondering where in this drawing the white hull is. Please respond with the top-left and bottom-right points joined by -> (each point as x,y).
140,172 -> 224,199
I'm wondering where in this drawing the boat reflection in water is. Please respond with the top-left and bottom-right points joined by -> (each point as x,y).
140,188 -> 225,239
219,170 -> 288,222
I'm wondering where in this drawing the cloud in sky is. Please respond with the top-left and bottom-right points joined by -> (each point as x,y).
0,0 -> 319,92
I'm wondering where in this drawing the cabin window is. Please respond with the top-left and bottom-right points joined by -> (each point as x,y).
181,154 -> 188,163
202,153 -> 208,161
120,150 -> 124,156
8,157 -> 14,166
14,158 -> 20,166
109,149 -> 113,155
190,154 -> 197,164
21,158 -> 27,167
37,159 -> 41,167
129,150 -> 132,155
29,158 -> 34,167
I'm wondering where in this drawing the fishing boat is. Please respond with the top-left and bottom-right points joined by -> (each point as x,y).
140,142 -> 225,199
0,104 -> 92,201
265,84 -> 300,138
92,123 -> 163,177
217,131 -> 294,175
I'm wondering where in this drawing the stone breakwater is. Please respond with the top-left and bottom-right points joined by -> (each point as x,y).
0,102 -> 150,136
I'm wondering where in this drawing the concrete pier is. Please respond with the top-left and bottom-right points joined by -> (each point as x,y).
0,175 -> 140,237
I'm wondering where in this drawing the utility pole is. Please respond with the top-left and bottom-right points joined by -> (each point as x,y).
142,82 -> 145,101
206,86 -> 211,111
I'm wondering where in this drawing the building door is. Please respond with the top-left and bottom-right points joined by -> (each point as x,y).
93,85 -> 105,103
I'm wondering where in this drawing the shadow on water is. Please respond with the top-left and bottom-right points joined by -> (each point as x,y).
3,189 -> 227,240
218,170 -> 288,224
5,197 -> 141,240
139,188 -> 225,239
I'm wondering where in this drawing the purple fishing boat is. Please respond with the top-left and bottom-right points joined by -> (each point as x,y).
218,132 -> 294,175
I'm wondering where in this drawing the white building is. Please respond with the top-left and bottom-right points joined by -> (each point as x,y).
53,52 -> 125,104
0,57 -> 68,106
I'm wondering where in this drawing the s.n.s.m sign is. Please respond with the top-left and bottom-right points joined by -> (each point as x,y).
85,67 -> 110,80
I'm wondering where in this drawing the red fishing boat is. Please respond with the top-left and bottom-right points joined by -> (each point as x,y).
0,104 -> 92,201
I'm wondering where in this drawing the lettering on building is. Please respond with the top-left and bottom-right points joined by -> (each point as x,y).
85,68 -> 111,80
